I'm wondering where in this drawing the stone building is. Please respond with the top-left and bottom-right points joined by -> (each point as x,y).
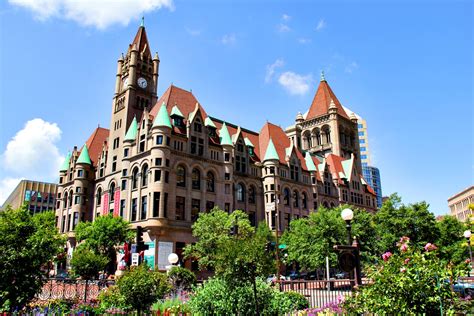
448,186 -> 474,221
55,24 -> 377,269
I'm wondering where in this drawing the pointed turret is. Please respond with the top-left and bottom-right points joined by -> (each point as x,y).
219,123 -> 233,146
306,77 -> 349,120
125,116 -> 138,141
77,145 -> 92,165
263,139 -> 279,161
130,21 -> 152,58
60,152 -> 71,172
153,103 -> 172,128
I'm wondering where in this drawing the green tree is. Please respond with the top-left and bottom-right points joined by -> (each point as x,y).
183,208 -> 274,282
70,246 -> 108,280
0,207 -> 65,311
117,264 -> 169,314
375,193 -> 439,253
435,215 -> 469,264
75,214 -> 133,274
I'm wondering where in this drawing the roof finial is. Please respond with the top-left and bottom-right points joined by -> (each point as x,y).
320,70 -> 326,82
141,16 -> 145,27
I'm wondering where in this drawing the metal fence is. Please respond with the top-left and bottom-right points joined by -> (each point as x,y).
279,279 -> 354,308
35,278 -> 115,302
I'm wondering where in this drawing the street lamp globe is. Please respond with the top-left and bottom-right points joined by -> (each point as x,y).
168,253 -> 179,265
464,230 -> 472,239
341,208 -> 354,221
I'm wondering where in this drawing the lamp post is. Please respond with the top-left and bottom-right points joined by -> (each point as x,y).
464,230 -> 473,271
168,253 -> 179,268
340,208 -> 362,287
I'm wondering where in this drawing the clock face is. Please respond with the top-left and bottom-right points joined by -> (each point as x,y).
122,77 -> 129,89
137,77 -> 147,89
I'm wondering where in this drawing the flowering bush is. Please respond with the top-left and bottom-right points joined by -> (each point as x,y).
344,237 -> 469,314
297,294 -> 345,315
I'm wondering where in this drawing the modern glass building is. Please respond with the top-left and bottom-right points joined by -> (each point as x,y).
362,166 -> 382,208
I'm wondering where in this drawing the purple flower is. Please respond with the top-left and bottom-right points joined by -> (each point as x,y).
382,252 -> 392,262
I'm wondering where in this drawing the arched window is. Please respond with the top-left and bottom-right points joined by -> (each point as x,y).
283,188 -> 290,206
96,188 -> 102,206
64,191 -> 69,208
132,167 -> 139,189
330,202 -> 335,208
141,164 -> 149,186
206,171 -> 215,192
192,168 -> 201,190
302,192 -> 307,209
248,185 -> 256,204
293,190 -> 299,208
177,165 -> 186,187
110,182 -> 116,201
237,183 -> 245,202
68,190 -> 73,207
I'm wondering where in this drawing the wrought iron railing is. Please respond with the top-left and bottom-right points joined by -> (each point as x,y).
35,278 -> 115,302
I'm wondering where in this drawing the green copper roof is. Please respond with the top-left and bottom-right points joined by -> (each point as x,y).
244,137 -> 254,147
125,117 -> 138,141
341,159 -> 353,180
304,152 -> 317,172
76,145 -> 92,165
170,105 -> 184,117
219,123 -> 233,146
263,139 -> 279,161
153,103 -> 172,128
59,152 -> 71,171
204,117 -> 216,128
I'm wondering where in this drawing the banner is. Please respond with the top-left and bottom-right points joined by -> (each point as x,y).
102,192 -> 109,215
157,241 -> 173,270
144,241 -> 155,269
113,190 -> 120,217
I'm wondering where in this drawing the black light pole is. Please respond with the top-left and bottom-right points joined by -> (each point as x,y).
464,230 -> 473,273
341,208 -> 362,287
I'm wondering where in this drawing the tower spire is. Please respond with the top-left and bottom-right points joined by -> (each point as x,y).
141,16 -> 145,27
320,70 -> 326,82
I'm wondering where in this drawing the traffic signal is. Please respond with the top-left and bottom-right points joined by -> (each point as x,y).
265,241 -> 276,252
136,226 -> 149,253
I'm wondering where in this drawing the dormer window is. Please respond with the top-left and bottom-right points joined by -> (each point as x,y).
248,147 -> 254,156
194,118 -> 202,133
173,117 -> 183,127
208,127 -> 216,137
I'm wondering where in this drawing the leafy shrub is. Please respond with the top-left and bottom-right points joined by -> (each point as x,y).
116,264 -> 170,313
153,297 -> 190,314
344,237 -> 468,314
167,266 -> 196,292
70,246 -> 108,280
188,277 -> 307,315
97,285 -> 129,311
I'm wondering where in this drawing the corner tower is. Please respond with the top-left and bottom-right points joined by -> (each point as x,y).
106,21 -> 160,174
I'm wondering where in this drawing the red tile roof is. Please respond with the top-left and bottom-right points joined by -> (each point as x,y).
212,119 -> 261,161
325,154 -> 345,183
84,127 -> 109,167
129,26 -> 151,58
306,80 -> 350,120
150,85 -> 207,120
259,122 -> 290,165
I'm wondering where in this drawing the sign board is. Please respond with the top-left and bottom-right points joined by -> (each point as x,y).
143,241 -> 155,269
265,203 -> 275,211
338,252 -> 356,272
131,253 -> 139,266
157,241 -> 174,271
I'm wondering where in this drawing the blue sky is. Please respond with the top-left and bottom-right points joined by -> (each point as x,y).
0,0 -> 472,215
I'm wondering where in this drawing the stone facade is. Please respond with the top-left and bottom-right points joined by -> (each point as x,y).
448,186 -> 474,221
55,25 -> 377,270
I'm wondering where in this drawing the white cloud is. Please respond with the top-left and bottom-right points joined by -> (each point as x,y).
316,19 -> 326,31
1,118 -> 64,180
8,0 -> 174,29
278,71 -> 313,95
297,37 -> 311,44
282,14 -> 291,21
221,33 -> 236,45
0,177 -> 24,206
345,61 -> 359,73
185,27 -> 201,36
265,58 -> 285,83
277,23 -> 291,33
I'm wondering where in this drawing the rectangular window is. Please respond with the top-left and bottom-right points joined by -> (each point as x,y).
164,193 -> 168,218
76,187 -> 81,193
155,158 -> 162,166
67,213 -> 71,231
141,196 -> 147,220
206,201 -> 215,212
198,138 -> 204,156
360,147 -> 366,151
359,139 -> 365,144
225,203 -> 230,213
131,198 -> 137,221
124,148 -> 129,157
191,199 -> 200,222
358,131 -> 364,136
120,199 -> 125,217
154,170 -> 161,182
224,153 -> 230,162
61,215 -> 66,232
165,171 -> 169,183
139,135 -> 146,152
153,192 -> 160,217
72,212 -> 79,230
166,159 -> 170,167
361,154 -> 367,160
166,137 -> 170,146
59,177 -> 63,184
191,136 -> 197,154
156,135 -> 163,145
112,156 -> 117,172
74,196 -> 80,205
176,196 -> 185,220
121,179 -> 127,190
77,170 -> 84,177
358,124 -> 363,128
122,169 -> 128,176
225,173 -> 230,180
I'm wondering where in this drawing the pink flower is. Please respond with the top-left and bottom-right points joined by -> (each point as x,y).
382,252 -> 392,262
400,267 -> 407,273
400,243 -> 408,252
399,236 -> 410,243
424,243 -> 438,252
404,258 -> 410,265
465,259 -> 471,264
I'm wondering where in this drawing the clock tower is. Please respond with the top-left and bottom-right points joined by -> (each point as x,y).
106,22 -> 160,175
